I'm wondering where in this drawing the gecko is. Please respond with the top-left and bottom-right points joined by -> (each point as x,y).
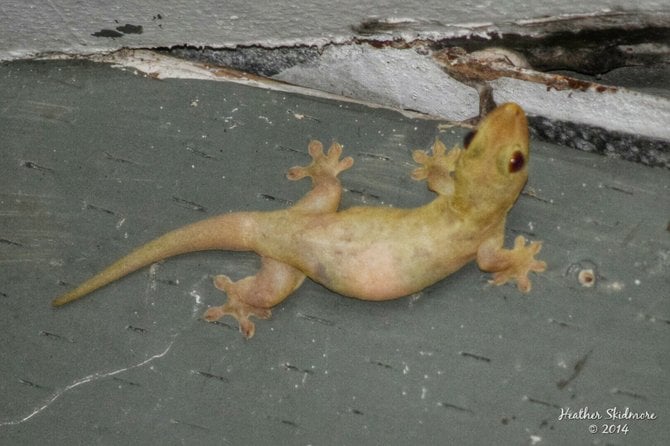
52,102 -> 546,338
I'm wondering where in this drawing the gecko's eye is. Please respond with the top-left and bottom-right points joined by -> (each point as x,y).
463,130 -> 476,148
508,150 -> 525,173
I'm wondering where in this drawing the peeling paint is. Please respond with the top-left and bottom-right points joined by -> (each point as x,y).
11,7 -> 670,166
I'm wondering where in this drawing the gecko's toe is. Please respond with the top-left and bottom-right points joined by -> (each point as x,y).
203,306 -> 226,322
202,301 -> 269,339
515,275 -> 532,293
532,260 -> 547,273
239,319 -> 256,339
213,274 -> 234,291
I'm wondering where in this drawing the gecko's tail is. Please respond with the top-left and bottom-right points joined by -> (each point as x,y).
52,212 -> 257,307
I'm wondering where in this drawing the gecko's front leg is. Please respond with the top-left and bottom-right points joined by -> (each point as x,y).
411,138 -> 462,196
477,234 -> 547,292
203,141 -> 352,338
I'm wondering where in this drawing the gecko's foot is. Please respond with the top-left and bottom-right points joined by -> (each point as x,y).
489,236 -> 547,292
287,140 -> 353,182
411,139 -> 462,195
203,275 -> 271,339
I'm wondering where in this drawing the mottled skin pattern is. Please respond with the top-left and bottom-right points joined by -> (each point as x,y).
52,103 -> 546,338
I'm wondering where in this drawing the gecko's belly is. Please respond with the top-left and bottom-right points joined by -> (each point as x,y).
259,206 -> 481,300
305,242 -> 473,301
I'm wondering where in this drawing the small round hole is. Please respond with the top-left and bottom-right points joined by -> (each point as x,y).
578,269 -> 596,287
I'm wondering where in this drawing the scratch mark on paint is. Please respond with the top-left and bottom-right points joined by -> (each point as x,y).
0,339 -> 175,426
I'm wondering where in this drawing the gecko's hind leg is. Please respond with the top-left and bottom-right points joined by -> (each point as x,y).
202,276 -> 270,339
203,140 -> 352,338
203,257 -> 306,338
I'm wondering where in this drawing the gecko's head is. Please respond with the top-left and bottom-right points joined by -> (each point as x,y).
454,102 -> 530,213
